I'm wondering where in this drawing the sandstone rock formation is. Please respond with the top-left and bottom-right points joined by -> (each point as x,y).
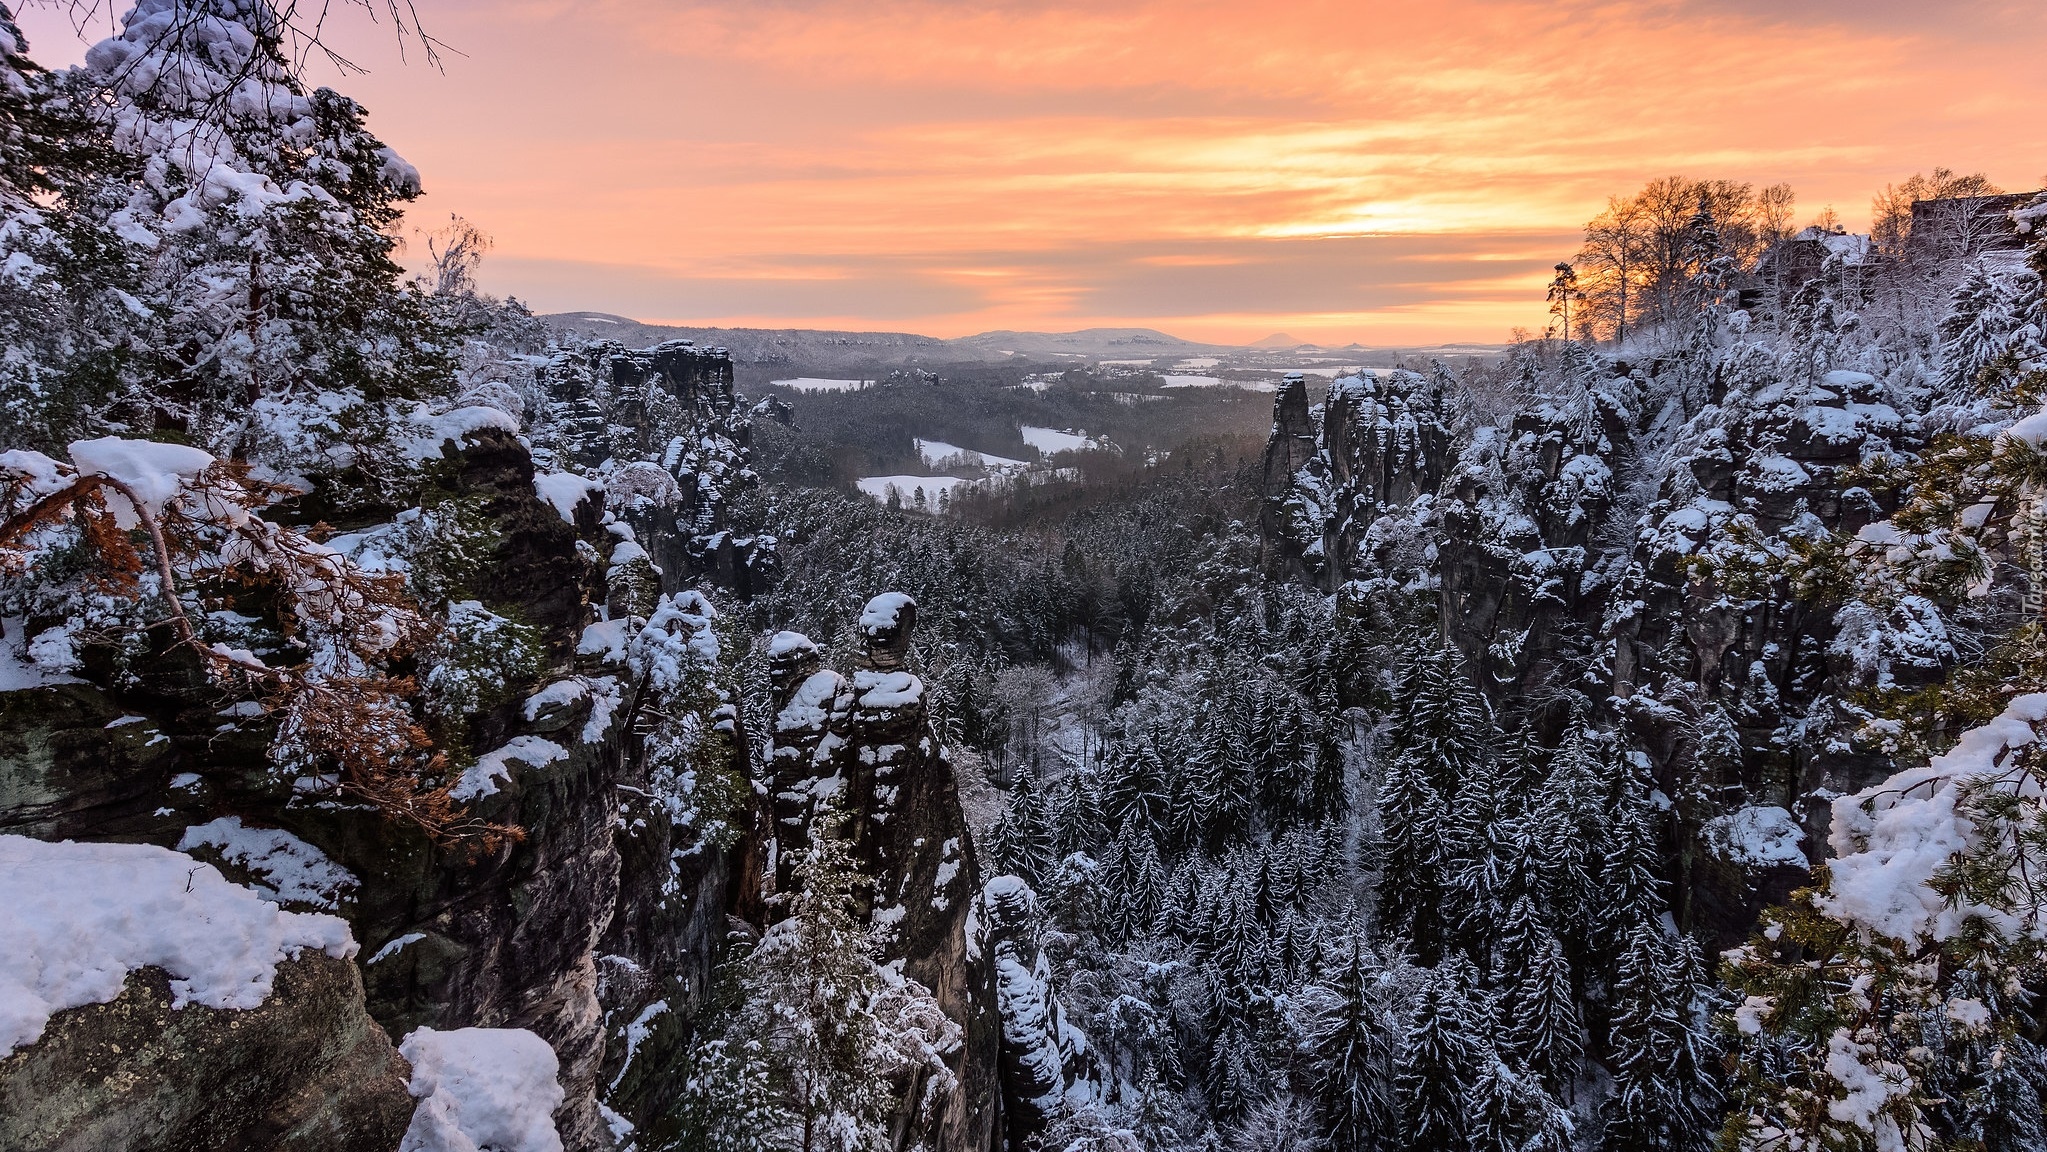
0,954 -> 414,1152
761,593 -> 1000,1151
1258,353 -> 1926,948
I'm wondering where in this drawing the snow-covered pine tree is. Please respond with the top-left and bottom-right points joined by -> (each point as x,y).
1451,755 -> 1530,971
727,807 -> 895,1151
1377,651 -> 1493,964
1306,940 -> 1398,1152
1783,255 -> 1857,387
1592,773 -> 1667,956
1375,744 -> 1451,961
1529,724 -> 1604,951
56,0 -> 456,480
1465,1048 -> 1572,1152
990,764 -> 1056,883
1103,737 -> 1170,837
1305,678 -> 1350,825
1599,921 -> 1718,1152
0,5 -> 134,451
1051,767 -> 1106,859
1506,932 -> 1583,1100
671,1037 -> 786,1152
1132,1060 -> 1185,1149
1937,257 -> 2044,405
1398,961 -> 1491,1152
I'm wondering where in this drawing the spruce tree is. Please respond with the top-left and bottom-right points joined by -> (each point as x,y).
1529,727 -> 1601,952
1938,259 -> 2040,403
731,807 -> 893,1151
1308,941 -> 1398,1152
1050,768 -> 1104,859
53,0 -> 456,468
1398,962 -> 1489,1152
989,765 -> 1055,883
1375,746 -> 1450,961
1306,679 -> 1350,824
1133,1060 -> 1184,1149
1600,922 -> 1718,1152
1506,933 -> 1582,1098
1593,778 -> 1666,956
1103,738 -> 1169,835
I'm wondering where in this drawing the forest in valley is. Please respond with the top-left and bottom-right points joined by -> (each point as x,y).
0,3 -> 2045,1152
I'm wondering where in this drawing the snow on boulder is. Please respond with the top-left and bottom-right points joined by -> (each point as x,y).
67,436 -> 215,528
2002,409 -> 2047,449
854,669 -> 924,710
177,817 -> 359,911
0,835 -> 356,1054
451,736 -> 569,801
1703,805 -> 1808,870
767,630 -> 818,660
531,472 -> 600,524
1817,692 -> 2047,945
405,405 -> 521,462
398,1026 -> 565,1152
859,591 -> 916,635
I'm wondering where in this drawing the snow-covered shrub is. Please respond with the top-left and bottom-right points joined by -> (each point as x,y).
401,496 -> 503,607
420,601 -> 543,728
1721,693 -> 2047,1149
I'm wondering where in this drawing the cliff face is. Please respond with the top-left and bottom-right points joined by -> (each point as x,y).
763,595 -> 1000,1151
1260,369 -> 1455,589
1258,353 -> 1928,947
981,876 -> 1105,1148
534,339 -> 773,600
0,331 -> 1027,1150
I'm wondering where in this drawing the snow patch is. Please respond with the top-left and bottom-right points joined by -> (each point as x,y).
771,377 -> 867,392
452,736 -> 569,801
1703,806 -> 1808,870
855,475 -> 973,504
398,1026 -> 565,1152
859,592 -> 915,633
67,436 -> 215,528
368,933 -> 427,965
0,619 -> 84,691
177,817 -> 358,910
532,472 -> 599,524
405,405 -> 521,462
1818,692 -> 2047,944
0,835 -> 355,1054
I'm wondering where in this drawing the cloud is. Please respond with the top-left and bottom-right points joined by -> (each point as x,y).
15,0 -> 2043,341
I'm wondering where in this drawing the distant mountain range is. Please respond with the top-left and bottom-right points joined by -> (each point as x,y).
539,312 -> 1502,370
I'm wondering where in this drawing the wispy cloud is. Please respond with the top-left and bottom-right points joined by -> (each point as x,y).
18,0 -> 2041,342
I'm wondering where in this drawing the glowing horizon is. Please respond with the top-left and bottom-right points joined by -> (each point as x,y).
17,0 -> 2046,345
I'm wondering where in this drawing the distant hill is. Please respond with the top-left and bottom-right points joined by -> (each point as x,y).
541,314 -> 1235,367
538,312 -> 1502,369
542,313 -> 970,370
947,327 -> 1234,359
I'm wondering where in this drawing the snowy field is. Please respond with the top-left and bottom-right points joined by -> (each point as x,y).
1174,357 -> 1221,368
915,439 -> 1027,469
1267,366 -> 1358,378
1019,426 -> 1099,454
771,377 -> 868,392
1159,374 -> 1278,391
856,475 -> 976,503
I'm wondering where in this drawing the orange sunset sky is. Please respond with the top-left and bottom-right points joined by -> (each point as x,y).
19,0 -> 2047,345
